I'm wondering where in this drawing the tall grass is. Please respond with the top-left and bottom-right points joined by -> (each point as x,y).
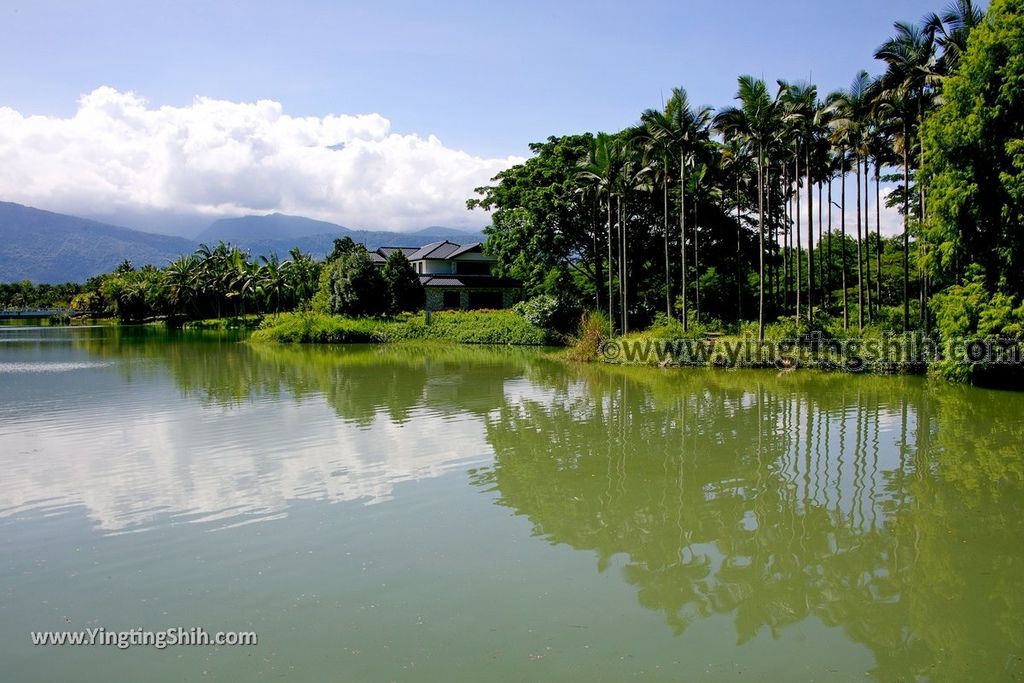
566,311 -> 609,362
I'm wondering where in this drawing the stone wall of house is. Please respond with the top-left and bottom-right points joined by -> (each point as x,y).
425,288 -> 446,311
424,288 -> 519,310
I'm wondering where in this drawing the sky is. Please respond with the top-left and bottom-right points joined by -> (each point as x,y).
0,0 -> 949,234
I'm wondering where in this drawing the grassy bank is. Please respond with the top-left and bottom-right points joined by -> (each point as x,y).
561,312 -> 1024,386
250,310 -> 552,346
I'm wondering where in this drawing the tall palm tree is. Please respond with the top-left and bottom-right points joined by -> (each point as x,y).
875,21 -> 938,329
780,80 -> 821,322
613,138 -> 648,334
195,242 -> 229,318
722,139 -> 754,319
242,261 -> 263,316
812,107 -> 834,312
866,122 -> 892,312
259,254 -> 287,316
577,133 -> 624,331
839,152 -> 850,329
715,76 -> 781,341
823,150 -> 841,305
284,247 -> 319,306
164,255 -> 200,318
634,116 -> 675,319
689,160 -> 710,321
828,71 -> 873,331
643,88 -> 712,331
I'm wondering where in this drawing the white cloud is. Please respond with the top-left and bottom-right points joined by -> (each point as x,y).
826,183 -> 907,238
0,87 -> 522,230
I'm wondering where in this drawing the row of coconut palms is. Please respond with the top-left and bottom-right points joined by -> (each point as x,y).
575,0 -> 983,340
101,243 -> 321,321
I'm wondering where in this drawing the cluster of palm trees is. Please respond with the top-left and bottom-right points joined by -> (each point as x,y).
102,243 -> 320,321
574,1 -> 983,340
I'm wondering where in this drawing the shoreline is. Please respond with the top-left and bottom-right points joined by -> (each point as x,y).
7,313 -> 1018,388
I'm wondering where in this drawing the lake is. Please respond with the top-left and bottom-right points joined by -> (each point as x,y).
1,324 -> 1022,682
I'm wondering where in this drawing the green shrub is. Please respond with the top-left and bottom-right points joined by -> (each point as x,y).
763,317 -> 799,341
513,293 -> 582,335
324,249 -> 387,317
381,251 -> 425,314
513,295 -> 560,329
645,312 -> 711,339
252,309 -> 551,346
423,310 -> 550,345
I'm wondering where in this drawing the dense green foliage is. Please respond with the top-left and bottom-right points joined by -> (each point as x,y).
469,0 -> 1018,375
511,294 -> 583,336
321,244 -> 425,317
88,245 -> 323,322
4,243 -> 323,323
324,249 -> 387,317
381,251 -> 425,314
5,235 -> 430,325
251,310 -> 551,345
468,135 -> 604,309
922,0 -> 1024,294
0,280 -> 83,310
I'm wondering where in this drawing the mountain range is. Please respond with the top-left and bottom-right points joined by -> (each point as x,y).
0,202 -> 485,283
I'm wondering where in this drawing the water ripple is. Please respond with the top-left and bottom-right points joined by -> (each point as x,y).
0,361 -> 115,373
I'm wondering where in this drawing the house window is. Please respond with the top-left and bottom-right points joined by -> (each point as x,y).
442,291 -> 461,309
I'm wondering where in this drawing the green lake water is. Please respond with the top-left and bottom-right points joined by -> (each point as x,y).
1,324 -> 1022,682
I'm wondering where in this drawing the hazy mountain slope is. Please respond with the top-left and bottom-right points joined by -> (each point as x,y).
0,203 -> 488,282
246,229 -> 486,260
411,226 -> 478,238
197,213 -> 484,258
0,202 -> 196,283
196,213 -> 347,243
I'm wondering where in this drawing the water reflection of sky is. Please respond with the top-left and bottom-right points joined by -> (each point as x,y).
0,330 -> 501,533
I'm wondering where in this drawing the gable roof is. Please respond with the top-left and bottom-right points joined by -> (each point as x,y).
448,242 -> 483,258
378,246 -> 419,258
370,241 -> 486,262
407,240 -> 458,260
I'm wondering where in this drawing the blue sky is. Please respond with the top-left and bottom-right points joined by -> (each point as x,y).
0,0 -> 951,231
0,0 -> 950,155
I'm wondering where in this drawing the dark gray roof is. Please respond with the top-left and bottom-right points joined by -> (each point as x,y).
405,240 -> 482,260
448,242 -> 483,258
408,240 -> 457,260
371,241 -> 487,262
378,246 -> 419,258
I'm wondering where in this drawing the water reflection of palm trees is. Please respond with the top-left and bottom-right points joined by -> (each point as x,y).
479,368 -> 1024,682
49,330 -> 1024,679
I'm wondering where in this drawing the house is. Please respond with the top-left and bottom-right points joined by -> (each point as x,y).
367,241 -> 521,310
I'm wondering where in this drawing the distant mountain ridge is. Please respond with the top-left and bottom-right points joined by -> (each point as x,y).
0,202 -> 486,283
196,213 -> 482,249
196,213 -> 346,243
0,202 -> 195,283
